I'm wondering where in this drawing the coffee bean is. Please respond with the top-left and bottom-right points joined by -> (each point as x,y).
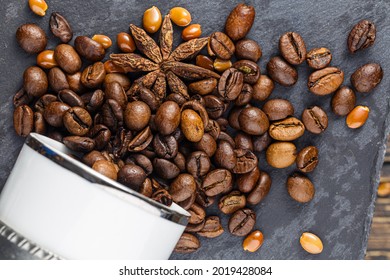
170,174 -> 196,203
348,19 -> 376,53
104,73 -> 131,91
105,82 -> 127,109
197,216 -> 224,238
16,23 -> 47,54
331,86 -> 356,116
209,32 -> 235,60
102,99 -> 123,132
214,140 -> 236,170
279,32 -> 307,65
124,101 -> 151,131
252,75 -> 274,101
74,36 -> 105,62
58,89 -> 84,108
153,187 -> 173,207
263,99 -> 294,121
196,186 -> 215,208
54,44 -> 82,74
188,203 -> 206,224
225,3 -> 255,41
23,66 -> 48,98
218,68 -> 244,101
48,67 -> 69,93
138,87 -> 161,112
49,12 -> 73,43
302,106 -> 328,134
153,158 -> 180,180
253,132 -> 272,153
63,107 -> 92,136
235,83 -> 253,106
306,48 -> 332,69
81,62 -> 106,89
43,101 -> 70,127
232,149 -> 258,174
185,219 -> 205,233
215,118 -> 227,133
296,146 -> 319,173
174,233 -> 200,253
308,67 -> 344,95
238,107 -> 269,136
181,109 -> 204,142
63,136 -> 95,153
139,178 -> 153,198
228,208 -> 256,236
235,39 -> 262,62
196,55 -> 214,71
218,190 -> 246,214
204,95 -> 225,119
269,117 -> 305,141
267,56 -> 298,86
351,63 -> 383,93
128,126 -> 153,152
233,60 -> 260,84
128,154 -> 153,175
235,132 -> 253,151
13,88 -> 32,108
178,191 -> 196,211
193,133 -> 217,157
202,169 -> 232,196
92,160 -> 118,181
287,173 -> 315,203
237,167 -> 260,193
34,111 -> 46,134
66,72 -> 85,94
266,142 -> 297,169
247,171 -> 272,205
13,105 -> 34,137
228,106 -> 243,130
186,151 -> 211,178
153,134 -> 178,159
85,89 -> 105,113
34,94 -> 57,113
188,78 -> 217,96
218,131 -> 235,147
82,150 -> 105,167
243,230 -> 264,252
346,105 -> 370,129
117,164 -> 147,191
300,232 -> 323,254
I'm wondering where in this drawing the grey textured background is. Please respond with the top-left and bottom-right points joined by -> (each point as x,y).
0,0 -> 389,260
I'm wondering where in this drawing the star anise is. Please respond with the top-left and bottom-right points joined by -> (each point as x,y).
110,15 -> 220,101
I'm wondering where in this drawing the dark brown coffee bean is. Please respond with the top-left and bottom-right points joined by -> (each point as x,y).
238,107 -> 269,136
209,32 -> 235,60
23,66 -> 48,98
173,152 -> 186,172
138,87 -> 161,112
218,68 -> 244,101
188,78 -> 217,95
302,106 -> 328,134
85,89 -> 105,113
215,118 -> 227,133
235,132 -> 253,151
252,75 -> 274,101
266,142 -> 297,168
204,95 -> 225,119
127,154 -> 153,175
153,134 -> 178,159
350,63 -> 383,93
197,216 -> 224,238
296,146 -> 319,173
105,73 -> 131,91
48,67 -> 69,93
43,101 -> 70,127
66,72 -> 85,94
348,19 -> 376,53
232,149 -> 258,174
128,126 -> 153,152
117,164 -> 147,191
308,67 -> 344,95
269,117 -> 305,141
247,171 -> 272,205
13,88 -> 33,108
112,128 -> 133,159
174,233 -> 200,253
92,160 -> 118,181
34,94 -> 57,113
46,130 -> 64,142
74,36 -> 105,61
237,167 -> 260,193
166,93 -> 186,106
228,208 -> 256,236
225,3 -> 255,41
196,186 -> 215,208
49,12 -> 73,43
217,131 -> 235,147
228,106 -> 244,130
152,188 -> 173,207
279,32 -> 307,65
253,132 -> 272,153
193,133 -> 217,157
218,191 -> 246,214
139,178 -> 153,198
104,82 -> 127,109
185,219 -> 205,233
214,140 -> 236,170
170,174 -> 196,203
58,89 -> 84,108
63,136 -> 95,152
101,99 -> 123,132
186,151 -> 211,178
81,62 -> 106,89
331,86 -> 356,116
188,203 -> 206,225
63,107 -> 92,136
306,48 -> 332,69
233,60 -> 261,84
82,150 -> 106,167
202,169 -> 232,196
54,44 -> 82,74
235,83 -> 253,106
287,173 -> 315,203
153,158 -> 180,180
13,105 -> 34,137
178,192 -> 196,212
155,101 -> 180,135
262,99 -> 294,121
16,23 -> 47,54
235,39 -> 262,62
267,56 -> 298,87
124,101 -> 151,131
33,111 -> 46,134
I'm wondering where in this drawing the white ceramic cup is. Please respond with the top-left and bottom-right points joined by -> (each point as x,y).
0,133 -> 190,259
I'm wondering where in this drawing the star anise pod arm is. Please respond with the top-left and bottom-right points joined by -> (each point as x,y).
110,53 -> 159,72
129,24 -> 163,64
160,15 -> 173,61
169,37 -> 209,61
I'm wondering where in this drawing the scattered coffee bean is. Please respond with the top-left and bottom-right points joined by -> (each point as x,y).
331,86 -> 356,116
13,105 -> 34,137
263,99 -> 294,121
287,173 -> 315,203
225,3 -> 255,41
196,55 -> 214,71
197,216 -> 224,238
218,191 -> 246,214
174,233 -> 200,253
81,62 -> 106,89
266,142 -> 297,169
252,75 -> 274,101
279,32 -> 307,65
267,56 -> 298,86
350,63 -> 383,93
253,132 -> 272,153
213,58 -> 232,73
48,67 -> 69,93
235,39 -> 262,62
209,32 -> 235,60
170,173 -> 196,203
117,164 -> 147,191
346,105 -> 370,129
23,66 -> 48,98
228,208 -> 256,236
300,232 -> 323,254
238,107 -> 269,136
186,151 -> 211,178
16,23 -> 47,54
124,101 -> 151,131
202,169 -> 232,196
296,146 -> 319,173
269,117 -> 305,141
218,68 -> 244,100
92,160 -> 118,181
63,135 -> 95,153
232,149 -> 258,174
63,107 -> 92,136
43,101 -> 70,127
74,36 -> 106,62
37,50 -> 58,69
182,24 -> 202,41
306,47 -> 332,69
308,67 -> 344,95
169,7 -> 192,26
117,32 -> 136,53
143,6 -> 162,34
247,171 -> 272,205
181,109 -> 204,142
54,44 -> 82,74
348,19 -> 376,53
233,60 -> 260,85
50,12 -> 73,43
302,106 -> 328,134
237,167 -> 260,193
243,230 -> 264,252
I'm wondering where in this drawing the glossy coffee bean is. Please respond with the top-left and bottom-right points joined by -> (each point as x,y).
350,63 -> 383,93
13,105 -> 34,137
237,167 -> 260,193
153,158 -> 180,180
233,60 -> 261,84
269,117 -> 305,141
33,111 -> 46,134
306,47 -> 332,69
128,126 -> 153,152
101,99 -> 123,132
189,78 -> 217,96
28,0 -> 48,16
218,191 -> 246,214
81,62 -> 106,89
287,173 -> 315,203
196,187 -> 215,208
143,6 -> 162,33
74,36 -> 105,62
139,178 -> 153,198
92,160 -> 118,181
23,66 -> 48,98
235,84 -> 253,106
218,68 -> 244,101
124,101 -> 151,131
127,154 -> 153,175
267,56 -> 298,87
59,89 -> 84,108
243,230 -> 264,252
197,216 -> 224,238
204,95 -> 225,119
279,32 -> 307,65
185,219 -> 205,233
348,19 -> 376,53
174,233 -> 200,253
302,106 -> 328,134
196,55 -> 214,71
117,164 -> 147,191
186,151 -> 211,178
43,101 -> 70,127
37,50 -> 58,69
253,132 -> 272,153
266,142 -> 297,169
169,7 -> 192,26
104,73 -> 131,91
182,24 -> 202,41
63,107 -> 92,136
202,169 -> 232,196
228,208 -> 256,236
252,75 -> 274,101
117,32 -> 136,53
235,39 -> 262,62
181,109 -> 204,142
16,23 -> 47,54
263,99 -> 294,121
235,132 -> 253,151
82,150 -> 105,167
296,146 -> 319,173
50,12 -> 73,43
209,32 -> 235,60
54,44 -> 82,74
238,107 -> 269,136
153,134 -> 178,159
232,149 -> 258,174
63,136 -> 95,153
247,171 -> 272,205
66,72 -> 85,94
170,174 -> 196,203
48,67 -> 69,93
331,86 -> 356,116
188,203 -> 206,225
155,101 -> 181,135
308,67 -> 344,95
193,133 -> 217,157
13,88 -> 32,108
218,131 -> 235,148
34,94 -> 57,113
214,140 -> 236,170
213,58 -> 232,73
300,232 -> 323,254
346,105 -> 370,129
104,82 -> 127,109
225,3 -> 255,41
228,106 -> 243,130
85,89 -> 105,113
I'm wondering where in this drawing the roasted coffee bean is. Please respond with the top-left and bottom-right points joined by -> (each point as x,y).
104,73 -> 131,91
37,50 -> 58,69
218,68 -> 244,101
154,101 -> 180,135
300,232 -> 323,254
92,160 -> 118,181
49,12 -> 73,43
178,191 -> 196,210
104,60 -> 126,74
137,87 -> 160,112
233,60 -> 260,85
228,208 -> 256,236
225,3 -> 255,41
197,216 -> 224,238
169,7 -> 192,26
82,150 -> 105,166
267,56 -> 298,87
269,117 -> 305,141
128,126 -> 153,152
279,32 -> 307,65
66,72 -> 85,94
266,142 -> 297,168
172,152 -> 185,172
54,44 -> 82,74
81,62 -> 106,89
193,133 -> 217,157
112,128 -> 133,158
331,86 -> 356,116
153,158 -> 180,180
228,107 -> 245,131
296,146 -> 319,173
287,173 -> 315,203
215,118 -> 227,133
346,105 -> 370,129
117,32 -> 136,53
235,132 -> 253,151
74,36 -> 105,61
48,67 -> 69,93
127,154 -> 153,175
88,125 -> 111,151
263,99 -> 294,121
196,55 -> 214,71
181,100 -> 209,129
16,23 -> 47,54
63,107 -> 92,136
13,88 -> 32,108
253,132 -> 272,153
190,94 -> 205,107
308,67 -> 344,95
204,95 -> 225,119
196,186 -> 215,208
247,171 -> 272,205
218,131 -> 235,147
182,24 -> 202,41
170,174 -> 196,203
234,84 -> 253,106
28,0 -> 48,16
302,106 -> 328,134
117,164 -> 147,191
237,167 -> 260,193
209,32 -> 235,60
152,188 -> 173,206
348,19 -> 376,53
139,178 -> 153,198
213,58 -> 232,73
188,203 -> 206,224
306,48 -> 332,69
33,111 -> 46,134
166,93 -> 187,106
214,140 -> 236,170
174,233 -> 200,253
185,219 -> 205,233
243,230 -> 264,252
34,94 -> 57,113
238,107 -> 269,136
378,182 -> 390,197
23,66 -> 48,98
101,99 -> 123,132
202,169 -> 232,196
232,149 -> 258,174
13,105 -> 34,137
63,136 -> 95,153
58,89 -> 84,107
219,191 -> 246,214
143,6 -> 162,33
43,101 -> 70,127
46,130 -> 63,142
124,101 -> 151,131
351,63 -> 383,93
85,89 -> 105,113
235,39 -> 262,62
188,78 -> 217,96
252,75 -> 274,101
181,109 -> 204,142
104,82 -> 127,109
153,134 -> 178,159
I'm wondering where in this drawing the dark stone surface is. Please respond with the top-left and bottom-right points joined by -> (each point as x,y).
0,0 -> 389,259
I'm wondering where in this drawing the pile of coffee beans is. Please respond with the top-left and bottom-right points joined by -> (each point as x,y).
13,3 -> 383,255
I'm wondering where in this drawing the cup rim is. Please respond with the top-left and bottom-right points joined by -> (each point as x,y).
25,133 -> 190,226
